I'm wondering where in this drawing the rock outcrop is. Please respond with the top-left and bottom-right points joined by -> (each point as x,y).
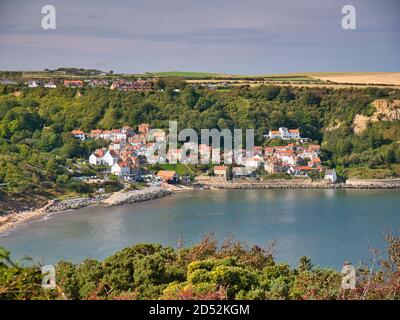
353,99 -> 400,134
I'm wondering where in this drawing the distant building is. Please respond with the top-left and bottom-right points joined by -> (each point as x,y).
268,127 -> 301,140
275,149 -> 296,165
103,150 -> 119,166
89,149 -> 105,165
121,126 -> 135,137
232,167 -> 256,179
245,155 -> 264,170
44,81 -> 57,88
111,162 -> 131,177
110,79 -> 153,91
64,79 -> 84,87
28,80 -> 39,88
213,166 -> 229,179
71,129 -> 86,141
110,79 -> 127,90
89,79 -> 109,87
292,166 -> 314,176
149,129 -> 166,142
324,169 -> 337,183
130,80 -> 153,91
264,160 -> 285,174
157,170 -> 178,183
89,129 -> 103,139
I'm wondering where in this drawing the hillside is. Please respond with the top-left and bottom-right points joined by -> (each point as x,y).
0,82 -> 400,209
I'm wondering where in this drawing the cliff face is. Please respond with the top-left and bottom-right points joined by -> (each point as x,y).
353,114 -> 370,135
370,99 -> 400,122
353,99 -> 400,134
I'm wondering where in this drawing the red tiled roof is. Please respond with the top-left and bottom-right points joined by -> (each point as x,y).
157,170 -> 177,181
117,161 -> 130,167
297,166 -> 313,171
277,150 -> 294,155
71,130 -> 85,135
214,166 -> 227,171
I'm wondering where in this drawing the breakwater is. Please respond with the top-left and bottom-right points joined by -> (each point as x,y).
45,195 -> 109,212
102,187 -> 172,207
197,179 -> 400,190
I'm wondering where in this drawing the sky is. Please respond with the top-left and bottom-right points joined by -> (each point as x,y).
0,0 -> 399,74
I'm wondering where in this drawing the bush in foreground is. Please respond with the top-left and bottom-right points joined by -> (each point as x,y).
0,234 -> 399,300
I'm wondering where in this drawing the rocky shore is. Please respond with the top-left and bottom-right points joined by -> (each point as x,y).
102,187 -> 172,207
45,194 -> 109,212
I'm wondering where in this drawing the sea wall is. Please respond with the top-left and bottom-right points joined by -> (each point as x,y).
45,195 -> 109,212
45,187 -> 173,212
103,187 -> 172,207
197,179 -> 400,189
345,178 -> 400,188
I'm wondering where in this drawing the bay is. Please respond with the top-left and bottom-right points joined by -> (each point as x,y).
1,189 -> 399,269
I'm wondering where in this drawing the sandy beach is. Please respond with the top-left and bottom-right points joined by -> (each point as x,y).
0,205 -> 51,234
0,186 -> 182,235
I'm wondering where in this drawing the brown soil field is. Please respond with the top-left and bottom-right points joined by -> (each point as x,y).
311,72 -> 400,85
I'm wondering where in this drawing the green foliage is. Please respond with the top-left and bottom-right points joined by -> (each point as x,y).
0,84 -> 399,205
0,248 -> 57,299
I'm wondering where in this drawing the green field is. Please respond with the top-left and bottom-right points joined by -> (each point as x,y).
1,69 -> 399,88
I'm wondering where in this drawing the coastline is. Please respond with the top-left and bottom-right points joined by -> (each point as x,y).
1,179 -> 399,235
0,186 -> 174,235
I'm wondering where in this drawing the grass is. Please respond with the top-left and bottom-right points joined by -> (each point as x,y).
146,163 -> 209,177
343,164 -> 400,179
143,71 -> 231,79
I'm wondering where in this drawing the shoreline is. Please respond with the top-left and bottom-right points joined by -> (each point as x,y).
0,186 -> 174,235
1,180 -> 399,234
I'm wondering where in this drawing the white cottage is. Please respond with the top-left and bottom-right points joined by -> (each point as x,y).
89,153 -> 102,165
324,169 -> 337,183
28,80 -> 38,88
102,150 -> 119,166
111,162 -> 131,177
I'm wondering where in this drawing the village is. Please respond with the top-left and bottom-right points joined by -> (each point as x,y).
16,78 -> 156,91
71,124 -> 338,186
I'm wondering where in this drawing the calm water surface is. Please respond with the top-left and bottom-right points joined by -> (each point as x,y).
1,189 -> 399,269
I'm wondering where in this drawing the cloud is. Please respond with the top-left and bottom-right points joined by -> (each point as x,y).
0,0 -> 399,73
